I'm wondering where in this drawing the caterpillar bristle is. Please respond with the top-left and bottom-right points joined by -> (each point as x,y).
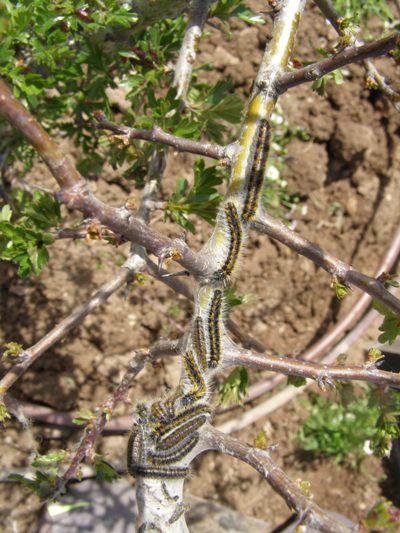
242,119 -> 270,223
149,433 -> 199,466
213,202 -> 243,284
182,350 -> 207,402
193,317 -> 207,372
158,415 -> 208,451
208,290 -> 223,368
129,464 -> 189,479
155,403 -> 211,437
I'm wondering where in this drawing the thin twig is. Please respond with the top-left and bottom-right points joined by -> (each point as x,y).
173,0 -> 214,100
202,426 -> 354,533
226,349 -> 400,388
56,340 -> 179,493
276,33 -> 399,93
253,214 -> 400,315
218,304 -> 379,433
313,0 -> 400,111
0,254 -> 144,399
94,113 -> 227,161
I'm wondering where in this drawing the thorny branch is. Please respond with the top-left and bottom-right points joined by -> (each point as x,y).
253,214 -> 400,315
277,33 -> 400,93
56,339 -> 179,493
0,79 -> 208,279
227,349 -> 400,389
313,0 -> 400,111
0,254 -> 144,400
202,426 -> 354,533
94,112 -> 228,161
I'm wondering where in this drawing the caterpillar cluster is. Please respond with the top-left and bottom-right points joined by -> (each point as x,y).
128,112 -> 271,481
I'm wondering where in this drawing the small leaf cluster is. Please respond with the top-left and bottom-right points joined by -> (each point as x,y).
166,159 -> 226,233
0,191 -> 61,277
332,0 -> 394,24
373,299 -> 400,345
9,449 -> 69,500
298,386 -> 400,467
218,366 -> 249,407
298,391 -> 379,467
369,387 -> 400,457
210,0 -> 264,26
362,499 -> 400,531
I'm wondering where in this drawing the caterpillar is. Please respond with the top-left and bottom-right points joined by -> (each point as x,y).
193,317 -> 207,372
182,350 -> 207,404
154,403 -> 211,438
241,119 -> 270,223
158,414 -> 208,451
212,202 -> 243,284
208,289 -> 223,368
149,433 -> 199,466
128,464 -> 189,479
127,424 -> 147,470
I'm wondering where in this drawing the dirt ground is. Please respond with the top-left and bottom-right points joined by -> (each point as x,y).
1,2 -> 400,532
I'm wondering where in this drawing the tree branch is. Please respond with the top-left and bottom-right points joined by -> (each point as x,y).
56,340 -> 179,492
226,349 -> 400,388
0,79 -> 210,279
94,113 -> 228,161
253,213 -> 400,315
276,33 -> 399,93
173,0 -> 214,100
0,79 -> 83,190
313,0 -> 400,111
0,254 -> 144,399
202,426 -> 354,533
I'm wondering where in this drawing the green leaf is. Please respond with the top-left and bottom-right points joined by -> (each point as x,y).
0,204 -> 12,222
94,456 -> 120,482
32,450 -> 69,468
9,471 -> 60,501
47,501 -> 91,518
218,367 -> 249,407
0,402 -> 11,423
72,408 -> 94,426
2,341 -> 23,359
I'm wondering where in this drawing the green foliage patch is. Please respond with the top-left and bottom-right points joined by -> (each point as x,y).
298,386 -> 400,467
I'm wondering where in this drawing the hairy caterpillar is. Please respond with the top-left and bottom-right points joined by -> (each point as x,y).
208,289 -> 223,368
212,202 -> 243,284
158,415 -> 208,451
193,317 -> 207,372
182,350 -> 207,404
149,433 -> 199,466
153,403 -> 211,438
128,464 -> 188,479
242,119 -> 270,223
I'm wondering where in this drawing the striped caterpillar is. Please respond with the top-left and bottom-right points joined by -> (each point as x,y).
207,289 -> 223,368
182,350 -> 207,404
212,202 -> 243,284
241,119 -> 271,223
128,400 -> 209,479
